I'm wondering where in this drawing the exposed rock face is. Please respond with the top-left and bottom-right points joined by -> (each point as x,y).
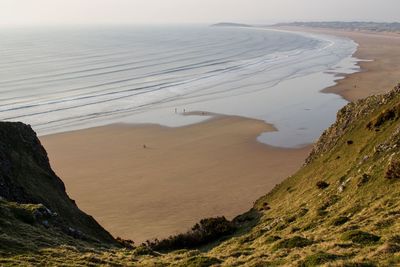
0,122 -> 116,245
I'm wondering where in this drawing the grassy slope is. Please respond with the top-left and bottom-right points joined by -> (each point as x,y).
1,85 -> 400,266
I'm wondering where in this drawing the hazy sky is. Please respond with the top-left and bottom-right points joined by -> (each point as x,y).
1,0 -> 399,26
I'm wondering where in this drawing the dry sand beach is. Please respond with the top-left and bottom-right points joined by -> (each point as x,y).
40,28 -> 400,242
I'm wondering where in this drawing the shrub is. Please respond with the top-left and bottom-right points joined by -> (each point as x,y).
286,216 -> 297,223
357,174 -> 370,187
260,202 -> 271,211
12,207 -> 35,225
316,208 -> 328,217
320,195 -> 340,210
115,237 -> 135,249
375,218 -> 395,228
316,181 -> 330,189
303,222 -> 318,231
275,223 -> 288,231
300,252 -> 339,266
265,235 -> 281,243
290,227 -> 301,233
332,216 -> 350,226
378,242 -> 400,254
388,235 -> 400,244
341,230 -> 380,245
229,248 -> 254,257
273,236 -> 313,250
147,217 -> 236,251
340,261 -> 376,267
178,256 -> 221,267
298,208 -> 309,217
385,159 -> 400,180
347,140 -> 354,145
133,245 -> 156,256
367,104 -> 400,130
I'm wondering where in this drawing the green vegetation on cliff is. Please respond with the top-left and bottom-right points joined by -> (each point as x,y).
1,85 -> 400,266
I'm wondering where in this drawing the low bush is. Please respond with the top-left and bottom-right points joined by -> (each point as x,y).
375,218 -> 395,229
147,216 -> 236,251
316,181 -> 330,189
273,236 -> 313,250
115,237 -> 135,249
378,242 -> 400,254
388,235 -> 400,244
367,104 -> 400,130
286,216 -> 297,223
265,235 -> 281,243
340,261 -> 376,267
298,208 -> 309,217
178,256 -> 221,267
385,159 -> 400,180
12,207 -> 35,225
320,195 -> 340,211
341,230 -> 380,245
332,216 -> 350,226
300,252 -> 339,266
357,174 -> 370,187
133,245 -> 156,256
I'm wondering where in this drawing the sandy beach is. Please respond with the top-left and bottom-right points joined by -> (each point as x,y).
39,28 -> 400,242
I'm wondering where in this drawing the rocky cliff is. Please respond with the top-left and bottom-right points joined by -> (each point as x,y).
0,122 -> 116,254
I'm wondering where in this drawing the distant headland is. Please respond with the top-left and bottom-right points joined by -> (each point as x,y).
211,22 -> 252,27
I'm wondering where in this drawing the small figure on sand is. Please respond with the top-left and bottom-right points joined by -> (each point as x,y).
143,144 -> 147,149
183,108 -> 186,113
174,108 -> 177,114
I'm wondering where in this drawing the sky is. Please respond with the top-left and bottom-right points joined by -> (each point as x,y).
0,0 -> 399,27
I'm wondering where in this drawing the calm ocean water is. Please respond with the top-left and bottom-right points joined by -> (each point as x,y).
0,25 -> 358,147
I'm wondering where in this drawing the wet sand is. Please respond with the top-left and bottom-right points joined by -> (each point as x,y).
41,115 -> 311,242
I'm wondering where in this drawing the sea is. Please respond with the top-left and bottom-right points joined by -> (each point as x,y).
0,25 -> 359,147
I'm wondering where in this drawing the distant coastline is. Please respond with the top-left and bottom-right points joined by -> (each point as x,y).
213,21 -> 400,33
211,22 -> 252,27
272,21 -> 400,33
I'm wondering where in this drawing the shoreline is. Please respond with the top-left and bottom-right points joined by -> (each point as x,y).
278,26 -> 400,102
39,28 -> 400,242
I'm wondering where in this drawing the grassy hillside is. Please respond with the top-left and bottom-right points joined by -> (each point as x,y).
1,85 -> 400,266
